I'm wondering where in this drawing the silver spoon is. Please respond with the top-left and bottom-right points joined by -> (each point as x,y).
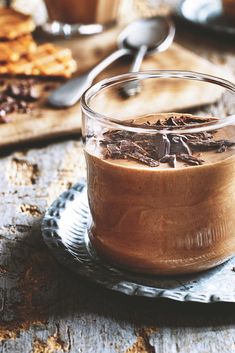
120,16 -> 175,97
48,17 -> 175,108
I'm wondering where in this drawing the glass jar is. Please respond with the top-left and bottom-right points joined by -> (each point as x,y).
81,70 -> 235,275
43,0 -> 120,36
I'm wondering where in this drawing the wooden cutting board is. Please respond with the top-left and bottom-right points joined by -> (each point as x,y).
0,26 -> 229,148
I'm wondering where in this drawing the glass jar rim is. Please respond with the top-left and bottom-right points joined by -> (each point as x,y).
81,70 -> 235,134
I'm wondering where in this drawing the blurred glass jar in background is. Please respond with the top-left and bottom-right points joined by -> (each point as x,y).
4,0 -> 173,35
43,0 -> 121,36
222,0 -> 235,21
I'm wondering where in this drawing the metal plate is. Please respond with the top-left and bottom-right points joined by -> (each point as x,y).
41,181 -> 235,303
178,0 -> 235,36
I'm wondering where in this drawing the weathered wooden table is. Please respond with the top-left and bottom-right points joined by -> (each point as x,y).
1,1 -> 235,352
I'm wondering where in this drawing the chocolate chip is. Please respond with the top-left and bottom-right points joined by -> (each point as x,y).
0,80 -> 40,123
5,81 -> 40,102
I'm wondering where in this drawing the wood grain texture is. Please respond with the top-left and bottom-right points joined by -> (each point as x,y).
0,0 -> 235,352
0,0 -> 231,147
0,41 -> 229,148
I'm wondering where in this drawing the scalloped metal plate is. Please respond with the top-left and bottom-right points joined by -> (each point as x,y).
41,182 -> 235,303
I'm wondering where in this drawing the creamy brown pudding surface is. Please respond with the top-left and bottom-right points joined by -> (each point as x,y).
85,113 -> 235,275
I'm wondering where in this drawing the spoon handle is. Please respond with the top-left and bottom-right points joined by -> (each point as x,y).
89,47 -> 130,78
129,45 -> 148,72
48,47 -> 131,108
121,45 -> 148,97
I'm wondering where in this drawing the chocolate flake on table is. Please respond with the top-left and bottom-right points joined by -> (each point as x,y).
100,114 -> 235,168
0,80 -> 40,123
5,80 -> 39,102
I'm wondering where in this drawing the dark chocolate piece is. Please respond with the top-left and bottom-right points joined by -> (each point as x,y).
217,145 -> 227,153
100,115 -> 235,168
154,115 -> 218,128
170,135 -> 191,155
160,154 -> 176,168
177,154 -> 204,166
105,144 -> 122,159
189,139 -> 235,151
5,81 -> 39,102
153,134 -> 171,159
0,80 -> 41,123
125,151 -> 159,167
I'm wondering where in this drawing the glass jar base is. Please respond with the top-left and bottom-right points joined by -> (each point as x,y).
88,228 -> 234,276
41,20 -> 115,37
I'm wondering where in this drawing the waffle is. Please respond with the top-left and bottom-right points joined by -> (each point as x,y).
0,43 -> 77,78
0,7 -> 35,40
0,34 -> 36,62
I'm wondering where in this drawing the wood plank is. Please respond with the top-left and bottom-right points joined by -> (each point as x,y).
1,140 -> 235,353
0,39 -> 230,147
0,0 -> 235,352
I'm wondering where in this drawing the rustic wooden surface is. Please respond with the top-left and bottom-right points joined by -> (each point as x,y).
1,1 -> 235,352
0,41 -> 226,147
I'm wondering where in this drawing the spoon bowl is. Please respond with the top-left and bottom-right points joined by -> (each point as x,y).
119,16 -> 175,54
119,17 -> 175,97
48,17 -> 175,108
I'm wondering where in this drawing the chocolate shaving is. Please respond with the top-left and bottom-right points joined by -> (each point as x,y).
126,151 -> 159,167
217,145 -> 227,153
0,93 -> 30,121
155,115 -> 218,127
131,115 -> 219,130
100,114 -> 235,168
105,144 -> 122,159
5,81 -> 39,102
0,80 -> 40,124
170,135 -> 191,155
189,139 -> 235,152
160,154 -> 176,168
152,134 -> 171,159
105,139 -> 159,167
177,154 -> 204,166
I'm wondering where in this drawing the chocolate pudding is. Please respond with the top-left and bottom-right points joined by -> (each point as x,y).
45,0 -> 120,25
85,113 -> 235,275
